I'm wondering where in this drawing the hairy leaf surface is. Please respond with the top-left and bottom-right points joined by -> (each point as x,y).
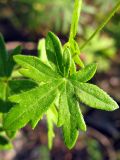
58,81 -> 86,149
4,80 -> 62,130
70,63 -> 97,82
73,81 -> 119,111
46,32 -> 63,74
14,55 -> 60,83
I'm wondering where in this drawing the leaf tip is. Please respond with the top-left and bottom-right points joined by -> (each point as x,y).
110,100 -> 119,111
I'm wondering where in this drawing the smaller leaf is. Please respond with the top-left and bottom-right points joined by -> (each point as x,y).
46,32 -> 63,74
70,40 -> 84,68
70,63 -> 97,82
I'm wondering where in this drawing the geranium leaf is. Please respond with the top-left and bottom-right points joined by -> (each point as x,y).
73,81 -> 119,111
70,63 -> 97,82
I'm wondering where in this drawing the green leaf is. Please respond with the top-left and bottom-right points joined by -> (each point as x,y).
46,32 -> 63,74
0,33 -> 8,77
4,80 -> 62,131
6,45 -> 22,77
63,47 -> 71,77
70,63 -> 97,82
0,135 -> 12,150
14,55 -> 60,83
73,81 -> 119,111
58,81 -> 86,149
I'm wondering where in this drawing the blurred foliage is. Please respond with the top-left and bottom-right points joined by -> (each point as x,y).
0,0 -> 119,35
0,0 -> 74,35
79,28 -> 117,72
105,12 -> 120,47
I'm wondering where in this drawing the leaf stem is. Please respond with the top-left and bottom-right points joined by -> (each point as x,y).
80,0 -> 120,50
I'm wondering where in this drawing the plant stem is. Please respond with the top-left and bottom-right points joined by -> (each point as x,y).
69,0 -> 82,43
80,0 -> 120,50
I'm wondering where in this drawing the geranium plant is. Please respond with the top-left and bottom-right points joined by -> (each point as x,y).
0,0 -> 120,149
